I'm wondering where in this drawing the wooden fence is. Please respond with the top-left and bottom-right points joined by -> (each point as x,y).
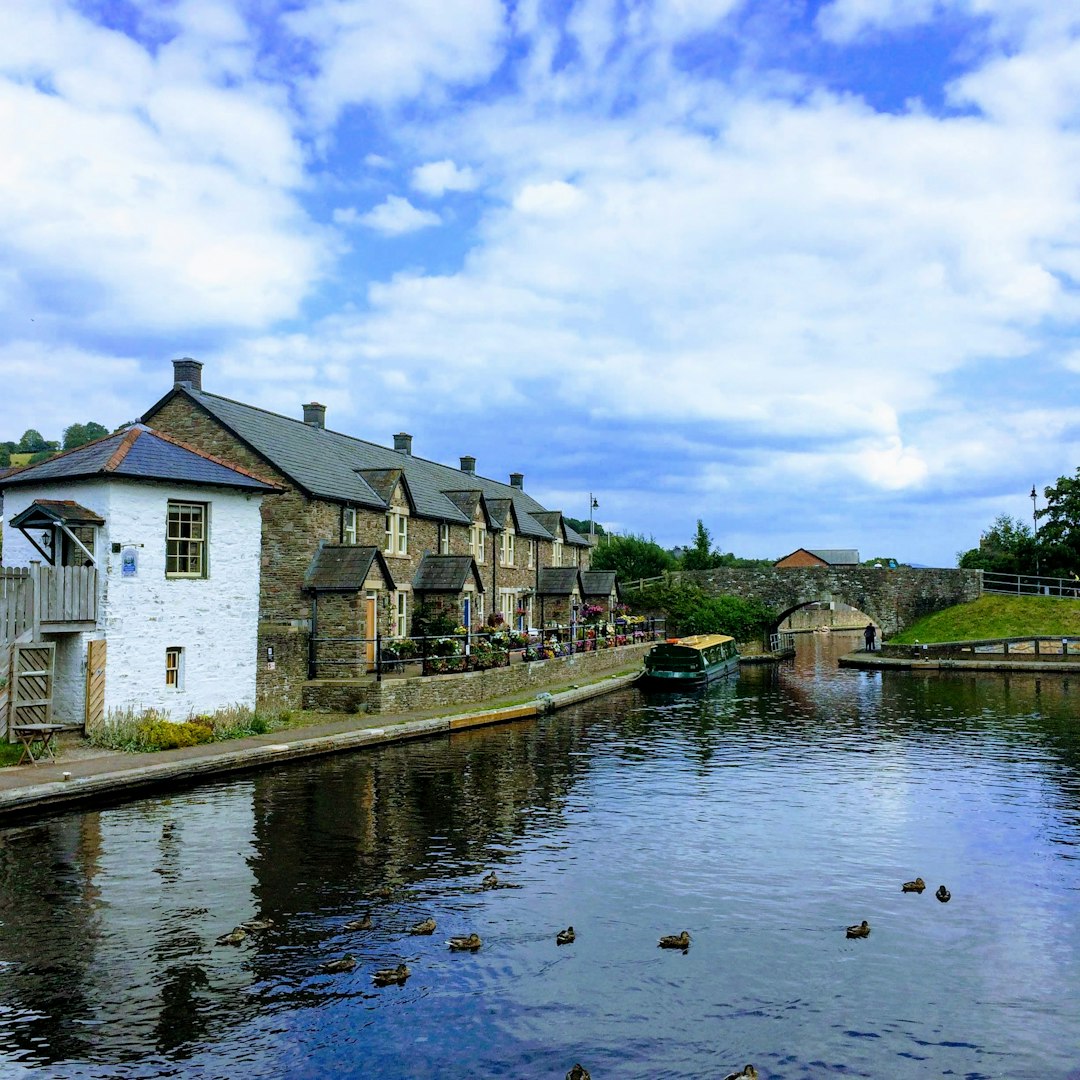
0,564 -> 98,739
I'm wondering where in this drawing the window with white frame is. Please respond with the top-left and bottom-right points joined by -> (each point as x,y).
166,501 -> 207,578
470,524 -> 485,564
552,538 -> 563,566
385,512 -> 408,556
394,591 -> 408,636
500,590 -> 516,625
527,539 -> 535,569
342,507 -> 357,544
438,522 -> 450,554
500,529 -> 515,567
474,592 -> 485,626
165,646 -> 184,688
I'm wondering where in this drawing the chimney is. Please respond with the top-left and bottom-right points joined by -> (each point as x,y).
509,472 -> 524,490
393,432 -> 413,455
303,402 -> 326,429
460,455 -> 476,475
172,357 -> 203,391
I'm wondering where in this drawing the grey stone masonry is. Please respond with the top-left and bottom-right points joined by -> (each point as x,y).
670,566 -> 982,636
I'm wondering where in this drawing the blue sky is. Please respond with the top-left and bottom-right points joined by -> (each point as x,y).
3,0 -> 1080,567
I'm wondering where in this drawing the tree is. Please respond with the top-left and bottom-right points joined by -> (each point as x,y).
681,519 -> 723,571
1035,471 -> 1080,577
17,429 -> 49,453
63,421 -> 109,450
590,533 -> 675,583
957,514 -> 1037,574
563,515 -> 605,537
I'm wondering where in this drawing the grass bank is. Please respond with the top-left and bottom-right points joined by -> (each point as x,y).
891,595 -> 1080,645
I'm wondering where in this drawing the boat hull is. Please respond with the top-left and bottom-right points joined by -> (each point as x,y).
639,652 -> 740,688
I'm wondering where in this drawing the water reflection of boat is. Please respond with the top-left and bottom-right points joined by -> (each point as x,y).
640,634 -> 739,688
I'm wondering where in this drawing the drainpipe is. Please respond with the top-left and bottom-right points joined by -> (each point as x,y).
308,594 -> 318,679
491,528 -> 497,623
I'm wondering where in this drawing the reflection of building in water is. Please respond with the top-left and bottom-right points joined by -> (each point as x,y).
0,788 -> 261,1066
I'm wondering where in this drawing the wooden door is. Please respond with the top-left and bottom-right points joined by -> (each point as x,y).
9,642 -> 55,733
85,638 -> 106,731
365,592 -> 377,670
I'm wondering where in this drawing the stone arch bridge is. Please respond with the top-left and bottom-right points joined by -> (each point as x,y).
666,566 -> 982,637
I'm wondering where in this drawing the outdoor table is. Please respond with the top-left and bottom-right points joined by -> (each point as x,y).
11,724 -> 64,766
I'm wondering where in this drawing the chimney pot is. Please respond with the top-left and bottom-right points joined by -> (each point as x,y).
460,455 -> 476,475
394,432 -> 413,455
509,472 -> 524,490
172,357 -> 203,391
303,402 -> 326,429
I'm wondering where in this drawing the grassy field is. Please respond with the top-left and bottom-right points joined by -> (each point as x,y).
891,594 -> 1080,644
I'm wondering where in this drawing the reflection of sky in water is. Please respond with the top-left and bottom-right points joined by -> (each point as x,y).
1,638 -> 1079,1079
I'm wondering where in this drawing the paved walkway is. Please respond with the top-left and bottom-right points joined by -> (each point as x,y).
0,670 -> 642,820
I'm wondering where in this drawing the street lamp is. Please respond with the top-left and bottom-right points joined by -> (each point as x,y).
588,494 -> 598,538
1031,485 -> 1040,577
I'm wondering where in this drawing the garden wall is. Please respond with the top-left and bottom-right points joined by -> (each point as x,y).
302,642 -> 652,714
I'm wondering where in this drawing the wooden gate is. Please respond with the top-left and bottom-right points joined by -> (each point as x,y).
8,642 -> 55,734
85,638 -> 106,731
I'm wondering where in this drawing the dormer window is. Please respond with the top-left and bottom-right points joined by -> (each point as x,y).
501,530 -> 515,567
439,523 -> 450,554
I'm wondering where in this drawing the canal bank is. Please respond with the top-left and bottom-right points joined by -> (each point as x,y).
840,651 -> 1080,672
0,669 -> 642,821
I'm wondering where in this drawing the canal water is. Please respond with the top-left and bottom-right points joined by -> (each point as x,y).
2,631 -> 1079,1079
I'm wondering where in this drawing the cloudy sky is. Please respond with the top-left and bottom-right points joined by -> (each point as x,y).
3,0 -> 1080,566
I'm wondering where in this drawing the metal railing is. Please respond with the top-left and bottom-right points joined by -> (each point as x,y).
981,571 -> 1080,598
309,618 -> 668,680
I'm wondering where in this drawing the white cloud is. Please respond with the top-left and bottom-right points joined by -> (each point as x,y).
0,3 -> 324,333
411,159 -> 479,196
282,0 -> 506,125
359,195 -> 442,235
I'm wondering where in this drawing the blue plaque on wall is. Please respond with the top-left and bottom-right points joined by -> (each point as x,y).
121,546 -> 137,577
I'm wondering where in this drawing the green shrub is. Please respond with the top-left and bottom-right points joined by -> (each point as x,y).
625,582 -> 775,641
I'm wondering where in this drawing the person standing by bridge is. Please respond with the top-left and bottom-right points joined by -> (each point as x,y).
864,623 -> 877,651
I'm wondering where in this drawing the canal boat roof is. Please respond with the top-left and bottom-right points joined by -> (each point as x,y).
663,634 -> 735,651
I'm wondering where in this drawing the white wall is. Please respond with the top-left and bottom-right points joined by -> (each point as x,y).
3,479 -> 264,721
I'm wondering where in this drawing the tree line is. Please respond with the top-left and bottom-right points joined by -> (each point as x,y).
1,423 -> 111,467
959,469 -> 1080,578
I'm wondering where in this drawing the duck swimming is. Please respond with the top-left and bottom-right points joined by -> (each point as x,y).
936,885 -> 951,903
319,954 -> 357,974
658,931 -> 691,950
241,917 -> 275,931
846,920 -> 871,938
448,933 -> 483,951
723,1067 -> 759,1080
481,871 -> 499,890
344,915 -> 373,931
565,1066 -> 590,1080
372,963 -> 411,986
556,926 -> 575,945
901,878 -> 926,893
410,917 -> 437,935
215,927 -> 246,946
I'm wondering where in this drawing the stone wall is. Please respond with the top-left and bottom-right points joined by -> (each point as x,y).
671,566 -> 982,636
303,642 -> 652,714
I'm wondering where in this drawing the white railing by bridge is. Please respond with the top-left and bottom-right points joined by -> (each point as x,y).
981,571 -> 1080,599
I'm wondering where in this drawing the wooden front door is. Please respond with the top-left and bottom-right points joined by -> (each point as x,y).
85,638 -> 106,731
365,592 -> 377,670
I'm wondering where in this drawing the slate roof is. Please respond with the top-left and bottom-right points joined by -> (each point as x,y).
9,500 -> 106,529
0,425 -> 278,493
537,567 -> 582,595
808,548 -> 860,565
303,543 -> 394,592
580,570 -> 618,599
142,386 -> 579,541
412,554 -> 484,592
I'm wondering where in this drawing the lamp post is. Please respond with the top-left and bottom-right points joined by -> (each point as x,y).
1031,485 -> 1040,577
588,494 -> 598,539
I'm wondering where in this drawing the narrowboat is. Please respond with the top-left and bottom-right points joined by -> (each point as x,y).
640,634 -> 740,687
